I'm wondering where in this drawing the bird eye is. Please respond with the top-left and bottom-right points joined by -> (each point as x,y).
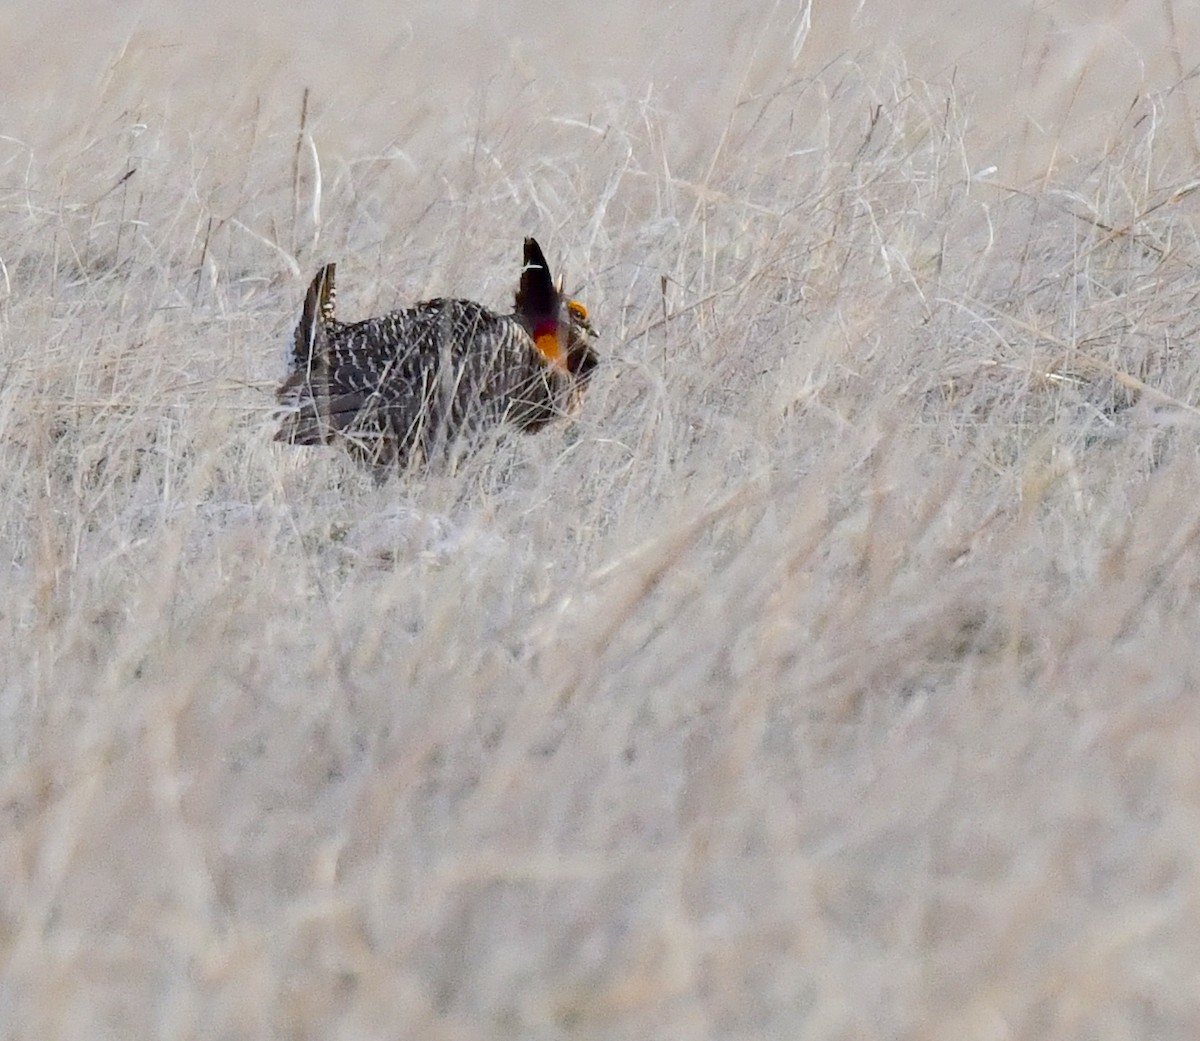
566,298 -> 595,335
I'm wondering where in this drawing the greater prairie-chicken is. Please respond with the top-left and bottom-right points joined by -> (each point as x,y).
275,237 -> 598,469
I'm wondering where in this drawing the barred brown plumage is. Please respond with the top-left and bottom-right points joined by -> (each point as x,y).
275,238 -> 598,469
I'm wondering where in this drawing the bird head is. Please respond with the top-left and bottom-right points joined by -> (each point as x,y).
515,237 -> 598,380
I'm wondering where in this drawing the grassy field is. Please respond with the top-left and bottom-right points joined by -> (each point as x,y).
4,2 -> 1200,1037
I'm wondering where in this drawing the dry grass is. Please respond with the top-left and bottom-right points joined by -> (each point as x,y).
4,2 -> 1200,1038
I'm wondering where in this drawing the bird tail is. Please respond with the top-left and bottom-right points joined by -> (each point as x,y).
276,263 -> 338,445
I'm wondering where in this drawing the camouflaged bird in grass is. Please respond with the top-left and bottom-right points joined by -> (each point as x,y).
275,238 -> 598,470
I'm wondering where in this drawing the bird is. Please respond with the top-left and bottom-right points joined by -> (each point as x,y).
275,237 -> 598,470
